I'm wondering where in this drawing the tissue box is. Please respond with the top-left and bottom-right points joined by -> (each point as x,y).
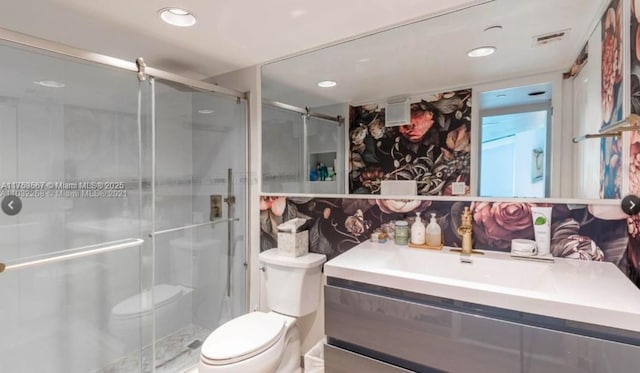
277,230 -> 309,257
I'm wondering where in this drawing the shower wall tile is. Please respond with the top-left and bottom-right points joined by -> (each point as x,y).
64,106 -> 117,180
115,113 -> 141,179
16,101 -> 66,259
155,90 -> 193,236
18,101 -> 64,180
0,103 -> 17,180
0,103 -> 19,262
155,92 -> 193,180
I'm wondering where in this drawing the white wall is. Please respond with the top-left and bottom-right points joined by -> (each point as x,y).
513,128 -> 546,198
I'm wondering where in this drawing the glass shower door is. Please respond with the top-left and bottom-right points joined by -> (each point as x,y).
148,79 -> 247,372
262,103 -> 344,193
0,42 -> 151,372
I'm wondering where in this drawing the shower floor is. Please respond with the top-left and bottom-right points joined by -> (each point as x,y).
96,324 -> 211,373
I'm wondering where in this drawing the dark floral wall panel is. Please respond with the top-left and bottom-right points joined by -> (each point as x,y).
630,0 -> 640,285
260,196 -> 638,288
349,89 -> 471,196
601,0 -> 623,199
564,43 -> 588,79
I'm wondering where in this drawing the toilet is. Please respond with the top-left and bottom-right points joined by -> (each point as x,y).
109,237 -> 220,350
199,248 -> 326,373
109,283 -> 190,349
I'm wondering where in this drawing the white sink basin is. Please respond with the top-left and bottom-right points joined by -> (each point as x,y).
324,241 -> 640,333
376,247 -> 556,296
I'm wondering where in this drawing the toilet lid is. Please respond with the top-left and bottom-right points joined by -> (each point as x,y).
112,284 -> 183,319
201,312 -> 285,365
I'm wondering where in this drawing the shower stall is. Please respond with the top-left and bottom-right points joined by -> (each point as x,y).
261,100 -> 346,194
0,29 -> 248,372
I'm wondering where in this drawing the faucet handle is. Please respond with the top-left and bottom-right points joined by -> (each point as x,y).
461,206 -> 472,226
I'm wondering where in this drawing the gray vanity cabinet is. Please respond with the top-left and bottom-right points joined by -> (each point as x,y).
324,279 -> 640,373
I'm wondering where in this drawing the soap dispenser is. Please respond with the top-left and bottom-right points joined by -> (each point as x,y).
425,213 -> 442,247
411,212 -> 426,245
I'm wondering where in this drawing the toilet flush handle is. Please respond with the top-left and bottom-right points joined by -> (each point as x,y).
259,266 -> 265,272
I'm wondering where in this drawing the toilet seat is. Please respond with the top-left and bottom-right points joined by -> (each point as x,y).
111,284 -> 183,320
200,312 -> 285,366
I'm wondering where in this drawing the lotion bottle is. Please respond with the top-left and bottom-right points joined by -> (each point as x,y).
425,213 -> 442,246
411,212 -> 426,245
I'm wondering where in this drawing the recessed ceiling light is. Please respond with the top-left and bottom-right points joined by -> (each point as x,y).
467,46 -> 496,58
317,80 -> 337,88
290,9 -> 307,18
496,94 -> 507,98
358,58 -> 370,63
198,109 -> 214,114
33,80 -> 65,88
158,8 -> 196,27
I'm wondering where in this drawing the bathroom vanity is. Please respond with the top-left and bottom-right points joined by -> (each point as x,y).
323,242 -> 640,373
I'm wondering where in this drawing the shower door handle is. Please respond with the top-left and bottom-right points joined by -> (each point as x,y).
0,238 -> 143,274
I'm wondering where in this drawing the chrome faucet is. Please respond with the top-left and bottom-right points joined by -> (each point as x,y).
457,206 -> 473,258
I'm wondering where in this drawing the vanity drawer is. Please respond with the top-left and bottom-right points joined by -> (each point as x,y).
325,284 -> 640,373
324,344 -> 413,373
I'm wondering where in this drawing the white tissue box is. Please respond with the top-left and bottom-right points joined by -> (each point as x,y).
277,230 -> 309,257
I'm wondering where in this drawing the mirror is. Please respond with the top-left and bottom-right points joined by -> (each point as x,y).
261,0 -> 612,200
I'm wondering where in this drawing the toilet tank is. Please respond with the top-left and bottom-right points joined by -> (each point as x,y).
259,249 -> 327,317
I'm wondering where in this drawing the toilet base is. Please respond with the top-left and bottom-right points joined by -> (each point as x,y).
275,320 -> 300,373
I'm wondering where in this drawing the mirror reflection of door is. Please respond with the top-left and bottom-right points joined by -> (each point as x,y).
479,83 -> 551,198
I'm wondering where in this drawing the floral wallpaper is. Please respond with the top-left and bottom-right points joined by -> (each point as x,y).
564,42 -> 588,79
601,0 -> 624,199
349,89 -> 471,196
630,0 -> 640,196
260,196 -> 639,288
629,0 -> 640,285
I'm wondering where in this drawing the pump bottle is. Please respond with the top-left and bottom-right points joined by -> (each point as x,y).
425,213 -> 442,246
411,212 -> 426,245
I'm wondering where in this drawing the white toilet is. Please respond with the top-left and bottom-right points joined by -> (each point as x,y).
109,237 -> 220,349
199,248 -> 326,373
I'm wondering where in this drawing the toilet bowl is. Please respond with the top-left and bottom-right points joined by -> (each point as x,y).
109,237 -> 218,349
109,284 -> 191,349
199,311 -> 300,373
199,249 -> 326,373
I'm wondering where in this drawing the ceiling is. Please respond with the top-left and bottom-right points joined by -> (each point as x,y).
262,0 -> 607,108
0,0 -> 487,81
480,83 -> 552,111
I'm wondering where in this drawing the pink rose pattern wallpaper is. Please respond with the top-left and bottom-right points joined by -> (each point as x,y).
629,0 -> 640,288
349,89 -> 471,196
631,0 -> 640,195
259,196 -> 639,288
601,0 -> 624,199
563,42 -> 588,79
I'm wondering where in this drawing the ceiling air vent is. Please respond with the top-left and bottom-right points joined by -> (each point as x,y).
532,29 -> 569,46
385,98 -> 410,127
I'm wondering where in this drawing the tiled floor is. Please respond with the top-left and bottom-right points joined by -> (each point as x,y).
95,324 -> 211,373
